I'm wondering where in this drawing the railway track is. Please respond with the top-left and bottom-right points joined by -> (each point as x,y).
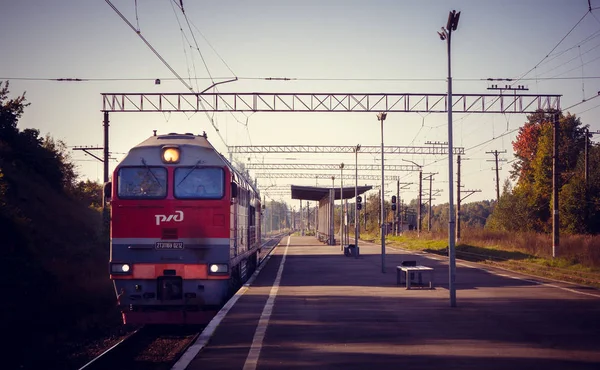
78,325 -> 202,370
79,235 -> 286,370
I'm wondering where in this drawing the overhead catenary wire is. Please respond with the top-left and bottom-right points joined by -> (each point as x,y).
4,76 -> 600,82
104,0 -> 194,92
511,10 -> 591,86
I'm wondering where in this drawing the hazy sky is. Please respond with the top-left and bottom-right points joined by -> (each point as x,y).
2,0 -> 600,206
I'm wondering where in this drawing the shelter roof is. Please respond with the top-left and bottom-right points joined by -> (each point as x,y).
290,185 -> 372,201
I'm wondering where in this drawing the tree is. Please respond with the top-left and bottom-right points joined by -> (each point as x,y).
0,81 -> 77,191
0,81 -> 29,140
508,110 -> 588,232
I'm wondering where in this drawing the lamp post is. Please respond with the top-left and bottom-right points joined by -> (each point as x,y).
377,112 -> 387,273
330,176 -> 335,245
403,159 -> 423,236
354,144 -> 361,258
340,163 -> 345,251
438,9 -> 460,307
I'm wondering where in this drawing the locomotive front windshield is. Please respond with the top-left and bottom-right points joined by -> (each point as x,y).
117,167 -> 167,199
174,167 -> 224,199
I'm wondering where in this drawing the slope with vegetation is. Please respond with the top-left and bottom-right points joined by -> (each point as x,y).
0,81 -> 124,369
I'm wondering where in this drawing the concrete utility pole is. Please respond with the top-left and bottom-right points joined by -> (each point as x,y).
300,200 -> 304,236
103,111 -> 110,183
585,128 -> 589,183
354,144 -> 360,258
340,163 -> 345,249
552,113 -> 560,258
487,150 -> 507,202
377,112 -> 387,273
403,159 -> 423,236
424,173 -> 437,232
307,202 -> 310,232
396,179 -> 400,235
456,155 -> 461,241
364,187 -> 368,230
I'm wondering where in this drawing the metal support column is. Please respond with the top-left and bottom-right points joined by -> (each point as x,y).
552,113 -> 560,258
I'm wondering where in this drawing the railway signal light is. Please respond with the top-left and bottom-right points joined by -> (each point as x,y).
391,195 -> 397,211
356,195 -> 362,210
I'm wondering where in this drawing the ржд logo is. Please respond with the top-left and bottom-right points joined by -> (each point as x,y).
155,210 -> 184,225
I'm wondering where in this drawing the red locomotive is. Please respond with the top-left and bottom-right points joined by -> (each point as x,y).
104,132 -> 261,324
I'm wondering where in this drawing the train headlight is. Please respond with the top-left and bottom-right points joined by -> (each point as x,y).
162,147 -> 180,164
209,264 -> 229,274
110,263 -> 132,274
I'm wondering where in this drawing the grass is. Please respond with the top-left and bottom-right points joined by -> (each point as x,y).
356,228 -> 600,288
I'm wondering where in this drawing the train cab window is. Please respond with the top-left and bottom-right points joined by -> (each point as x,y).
174,167 -> 224,199
117,167 -> 167,199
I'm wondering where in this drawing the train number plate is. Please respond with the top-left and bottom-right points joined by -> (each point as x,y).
155,242 -> 184,250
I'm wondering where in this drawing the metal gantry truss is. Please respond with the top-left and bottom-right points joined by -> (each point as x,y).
230,145 -> 464,155
102,92 -> 560,113
246,163 -> 422,171
256,172 -> 408,181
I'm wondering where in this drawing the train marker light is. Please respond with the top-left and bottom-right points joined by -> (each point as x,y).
110,263 -> 131,274
162,146 -> 180,163
209,264 -> 229,274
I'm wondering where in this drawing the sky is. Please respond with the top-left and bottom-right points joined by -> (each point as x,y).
2,0 -> 600,207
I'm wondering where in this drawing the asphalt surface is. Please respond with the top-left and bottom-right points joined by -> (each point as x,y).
180,235 -> 600,370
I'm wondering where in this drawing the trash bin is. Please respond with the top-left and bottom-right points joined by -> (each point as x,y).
346,244 -> 360,257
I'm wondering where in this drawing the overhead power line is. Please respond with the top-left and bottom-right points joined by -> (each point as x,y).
104,0 -> 193,92
4,76 -> 600,83
512,10 -> 590,86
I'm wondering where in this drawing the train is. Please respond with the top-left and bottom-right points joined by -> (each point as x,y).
104,132 -> 262,325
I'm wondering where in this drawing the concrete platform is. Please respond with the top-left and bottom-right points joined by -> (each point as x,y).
175,236 -> 600,370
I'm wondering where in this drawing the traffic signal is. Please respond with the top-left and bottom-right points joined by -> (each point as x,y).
391,195 -> 397,211
356,195 -> 362,210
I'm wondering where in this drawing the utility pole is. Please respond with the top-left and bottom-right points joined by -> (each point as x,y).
456,155 -> 461,241
424,173 -> 437,231
487,150 -> 507,202
340,163 -> 345,249
307,202 -> 310,233
364,187 -> 368,231
396,179 -> 400,235
585,128 -> 589,184
300,200 -> 304,236
103,111 -> 110,183
552,113 -> 559,258
418,170 -> 422,235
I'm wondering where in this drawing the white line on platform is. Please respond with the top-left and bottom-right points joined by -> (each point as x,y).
455,260 -> 600,298
170,237 -> 286,370
243,236 -> 291,370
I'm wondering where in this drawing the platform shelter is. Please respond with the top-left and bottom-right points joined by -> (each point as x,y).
290,185 -> 372,245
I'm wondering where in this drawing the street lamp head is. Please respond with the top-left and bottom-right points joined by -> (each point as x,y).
447,10 -> 460,31
377,112 -> 387,121
340,162 -> 345,169
356,144 -> 361,152
438,30 -> 447,40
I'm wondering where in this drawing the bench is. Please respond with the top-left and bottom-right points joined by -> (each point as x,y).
396,264 -> 434,289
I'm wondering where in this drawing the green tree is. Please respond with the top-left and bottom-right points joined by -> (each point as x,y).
507,110 -> 588,232
487,179 -> 535,232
